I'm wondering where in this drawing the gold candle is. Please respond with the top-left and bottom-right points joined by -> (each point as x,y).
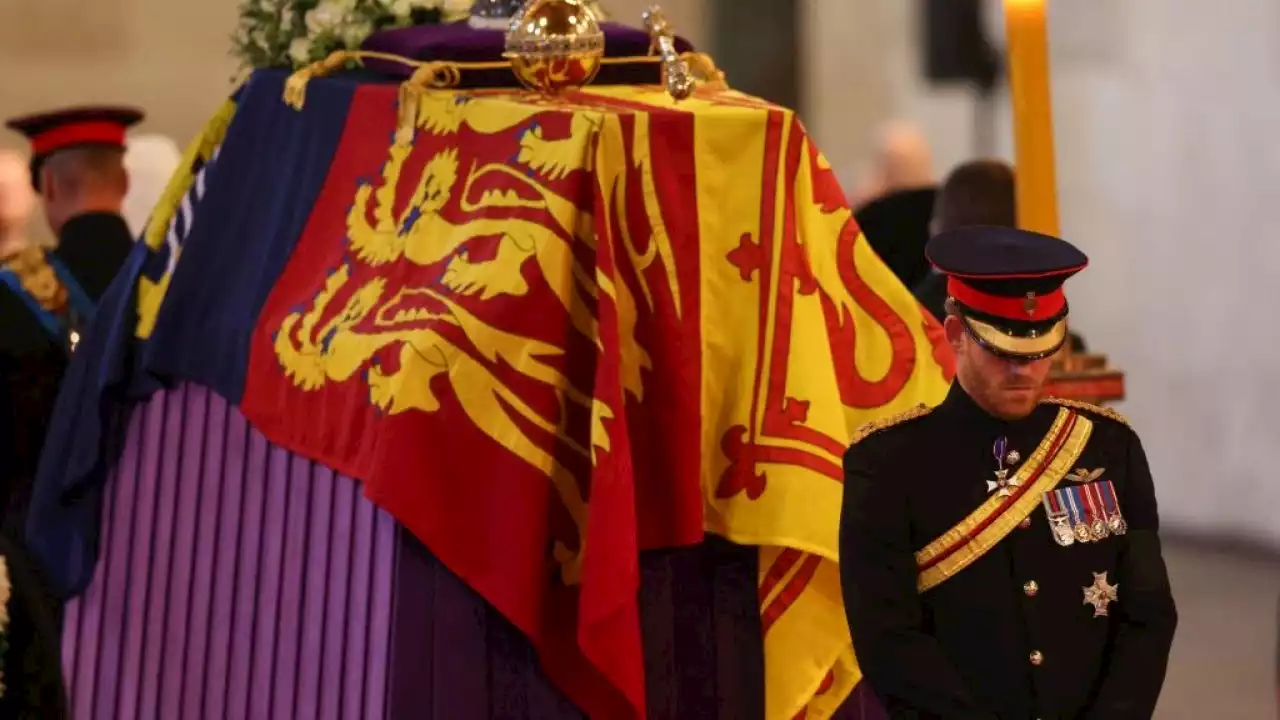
1004,0 -> 1059,236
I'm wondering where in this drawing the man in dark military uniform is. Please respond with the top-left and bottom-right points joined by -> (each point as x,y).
0,106 -> 140,519
0,105 -> 141,719
840,227 -> 1177,719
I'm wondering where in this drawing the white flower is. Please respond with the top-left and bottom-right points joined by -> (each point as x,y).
305,0 -> 358,33
340,17 -> 375,47
388,0 -> 415,20
237,0 -> 465,69
288,36 -> 314,65
248,24 -> 269,50
305,7 -> 341,33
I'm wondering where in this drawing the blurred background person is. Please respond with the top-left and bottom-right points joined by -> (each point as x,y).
7,106 -> 139,298
848,121 -> 936,210
0,151 -> 34,258
914,158 -> 1016,320
916,158 -> 1091,368
0,152 -> 69,720
851,122 -> 938,291
0,106 -> 139,524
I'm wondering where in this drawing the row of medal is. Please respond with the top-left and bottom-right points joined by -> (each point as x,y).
1042,480 -> 1127,547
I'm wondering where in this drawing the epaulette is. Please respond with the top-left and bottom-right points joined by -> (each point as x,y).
1041,398 -> 1130,428
850,403 -> 933,445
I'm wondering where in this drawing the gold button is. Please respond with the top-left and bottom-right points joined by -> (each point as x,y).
1019,517 -> 1033,529
1029,650 -> 1044,666
1023,580 -> 1039,597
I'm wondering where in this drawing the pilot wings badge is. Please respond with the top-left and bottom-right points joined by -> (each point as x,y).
1067,467 -> 1105,484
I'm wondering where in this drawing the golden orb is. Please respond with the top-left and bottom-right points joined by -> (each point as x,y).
503,0 -> 605,94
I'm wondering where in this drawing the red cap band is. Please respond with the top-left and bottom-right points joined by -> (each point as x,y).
947,277 -> 1065,322
30,121 -> 127,156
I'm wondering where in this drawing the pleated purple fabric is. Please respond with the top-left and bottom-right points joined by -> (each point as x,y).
59,382 -> 885,720
61,384 -> 397,720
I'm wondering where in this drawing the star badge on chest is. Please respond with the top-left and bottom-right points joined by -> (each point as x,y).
986,436 -> 1022,498
1082,571 -> 1119,617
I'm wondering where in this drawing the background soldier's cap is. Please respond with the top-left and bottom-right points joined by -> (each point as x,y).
926,225 -> 1088,361
5,106 -> 144,190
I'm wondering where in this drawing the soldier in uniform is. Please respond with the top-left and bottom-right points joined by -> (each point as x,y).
0,106 -> 140,520
840,226 -> 1177,719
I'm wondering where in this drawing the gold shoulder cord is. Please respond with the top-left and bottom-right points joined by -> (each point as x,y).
850,403 -> 933,445
5,248 -> 68,312
1041,397 -> 1130,428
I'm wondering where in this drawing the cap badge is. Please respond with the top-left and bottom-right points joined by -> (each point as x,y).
1023,292 -> 1038,317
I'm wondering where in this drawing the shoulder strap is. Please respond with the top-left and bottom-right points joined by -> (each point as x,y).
0,268 -> 63,342
46,252 -> 97,322
1042,397 -> 1130,428
0,251 -> 96,349
850,403 -> 933,445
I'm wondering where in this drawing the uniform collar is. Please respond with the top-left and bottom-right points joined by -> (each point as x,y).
60,211 -> 130,240
939,382 -> 997,420
937,381 -> 1024,427
937,381 -> 1058,439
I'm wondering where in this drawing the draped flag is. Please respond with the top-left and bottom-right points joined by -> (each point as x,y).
135,99 -> 235,340
30,69 -> 954,720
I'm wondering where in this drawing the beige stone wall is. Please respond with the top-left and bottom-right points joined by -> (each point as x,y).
800,0 -> 907,188
0,0 -> 703,243
605,0 -> 705,45
0,0 -> 240,154
1040,0 -> 1280,546
804,0 -> 1280,546
0,0 -> 242,243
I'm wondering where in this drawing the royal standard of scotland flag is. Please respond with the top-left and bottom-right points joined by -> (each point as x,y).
30,67 -> 954,720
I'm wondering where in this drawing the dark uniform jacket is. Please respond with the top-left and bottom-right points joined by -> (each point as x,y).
0,212 -> 133,520
840,385 -> 1177,719
855,187 -> 938,291
0,529 -> 68,719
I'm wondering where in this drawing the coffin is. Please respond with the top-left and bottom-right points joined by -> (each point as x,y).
31,24 -> 951,719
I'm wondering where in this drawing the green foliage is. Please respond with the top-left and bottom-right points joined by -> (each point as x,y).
231,0 -> 468,70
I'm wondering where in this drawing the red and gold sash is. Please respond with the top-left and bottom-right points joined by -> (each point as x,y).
915,407 -> 1093,592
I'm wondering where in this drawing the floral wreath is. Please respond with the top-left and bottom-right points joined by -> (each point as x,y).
232,0 -> 475,70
